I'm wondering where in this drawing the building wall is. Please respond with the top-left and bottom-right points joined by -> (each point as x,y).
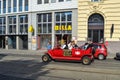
29,0 -> 78,12
78,0 -> 120,41
0,0 -> 78,50
78,0 -> 120,53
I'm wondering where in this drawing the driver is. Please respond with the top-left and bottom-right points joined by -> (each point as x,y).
68,41 -> 78,49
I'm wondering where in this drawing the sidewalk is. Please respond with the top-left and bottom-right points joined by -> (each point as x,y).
0,49 -> 47,56
0,49 -> 115,59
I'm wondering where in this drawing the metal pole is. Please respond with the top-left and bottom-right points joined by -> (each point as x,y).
2,39 -> 3,48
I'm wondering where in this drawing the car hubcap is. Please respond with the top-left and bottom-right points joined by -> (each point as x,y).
83,59 -> 89,64
43,56 -> 48,61
99,54 -> 104,60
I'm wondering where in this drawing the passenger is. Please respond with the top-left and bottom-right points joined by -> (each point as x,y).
68,41 -> 73,50
61,41 -> 68,49
72,40 -> 78,48
84,43 -> 89,50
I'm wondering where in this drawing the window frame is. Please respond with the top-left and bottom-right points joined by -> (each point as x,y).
37,0 -> 42,4
0,17 -> 6,34
8,16 -> 17,34
37,13 -> 52,34
58,0 -> 64,2
44,0 -> 49,4
55,11 -> 72,34
91,0 -> 101,2
19,15 -> 28,34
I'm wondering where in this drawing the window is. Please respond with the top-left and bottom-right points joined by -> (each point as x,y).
51,0 -> 56,3
38,0 -> 42,4
0,1 -> 1,13
13,0 -> 17,12
37,13 -> 52,33
25,0 -> 28,11
19,15 -> 28,34
19,0 -> 23,11
0,17 -> 6,34
44,0 -> 49,4
58,0 -> 64,2
8,0 -> 11,13
66,0 -> 71,1
8,16 -> 16,34
55,12 -> 72,34
3,0 -> 6,13
91,0 -> 101,2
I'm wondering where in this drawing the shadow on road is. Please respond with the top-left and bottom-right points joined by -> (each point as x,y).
0,74 -> 33,80
0,60 -> 51,80
0,54 -> 7,60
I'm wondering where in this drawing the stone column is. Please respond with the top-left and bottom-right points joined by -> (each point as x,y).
52,12 -> 55,48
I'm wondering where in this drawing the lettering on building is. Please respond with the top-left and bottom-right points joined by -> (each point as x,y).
54,25 -> 72,31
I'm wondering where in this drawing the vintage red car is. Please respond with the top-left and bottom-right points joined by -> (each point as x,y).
42,46 -> 94,65
81,43 -> 107,60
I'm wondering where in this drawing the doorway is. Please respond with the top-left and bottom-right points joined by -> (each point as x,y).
88,29 -> 104,43
19,36 -> 28,49
88,13 -> 104,43
0,36 -> 5,49
8,36 -> 16,49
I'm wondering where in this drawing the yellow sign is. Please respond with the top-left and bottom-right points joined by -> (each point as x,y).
54,25 -> 72,31
28,25 -> 34,32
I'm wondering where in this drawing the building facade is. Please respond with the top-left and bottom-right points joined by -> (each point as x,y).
78,0 -> 120,53
0,0 -> 78,50
0,0 -> 120,53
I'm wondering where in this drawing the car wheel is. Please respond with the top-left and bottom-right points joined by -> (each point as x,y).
42,54 -> 51,62
82,56 -> 91,65
98,54 -> 105,60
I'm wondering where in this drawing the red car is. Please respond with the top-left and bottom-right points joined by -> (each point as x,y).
42,45 -> 94,65
92,43 -> 107,60
81,43 -> 107,60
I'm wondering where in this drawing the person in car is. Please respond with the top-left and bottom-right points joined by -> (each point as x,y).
68,40 -> 78,49
61,41 -> 68,49
68,41 -> 73,50
72,40 -> 78,48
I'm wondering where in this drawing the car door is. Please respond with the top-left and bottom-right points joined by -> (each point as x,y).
52,48 -> 63,58
71,48 -> 84,60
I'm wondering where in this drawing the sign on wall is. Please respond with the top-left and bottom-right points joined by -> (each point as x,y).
32,36 -> 37,50
54,25 -> 72,31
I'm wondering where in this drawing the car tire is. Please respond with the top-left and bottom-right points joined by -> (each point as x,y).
114,52 -> 120,60
82,56 -> 91,65
42,54 -> 51,62
98,54 -> 105,60
116,52 -> 120,57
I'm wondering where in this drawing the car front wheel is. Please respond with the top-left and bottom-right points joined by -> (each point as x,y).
98,54 -> 105,60
82,56 -> 91,65
42,54 -> 51,62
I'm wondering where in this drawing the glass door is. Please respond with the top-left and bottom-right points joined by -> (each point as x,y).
88,29 -> 104,43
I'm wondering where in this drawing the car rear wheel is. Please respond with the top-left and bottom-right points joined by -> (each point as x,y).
82,56 -> 91,65
98,54 -> 105,60
42,54 -> 51,62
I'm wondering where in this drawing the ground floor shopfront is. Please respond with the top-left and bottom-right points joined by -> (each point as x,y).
0,35 -> 28,50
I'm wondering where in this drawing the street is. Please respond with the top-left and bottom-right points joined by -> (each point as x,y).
0,54 -> 120,80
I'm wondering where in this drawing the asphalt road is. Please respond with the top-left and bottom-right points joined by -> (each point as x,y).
0,55 -> 120,80
0,74 -> 33,80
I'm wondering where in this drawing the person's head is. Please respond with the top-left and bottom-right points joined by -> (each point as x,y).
71,40 -> 75,45
48,41 -> 51,44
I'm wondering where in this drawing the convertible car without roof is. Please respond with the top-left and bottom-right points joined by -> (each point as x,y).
42,45 -> 94,65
